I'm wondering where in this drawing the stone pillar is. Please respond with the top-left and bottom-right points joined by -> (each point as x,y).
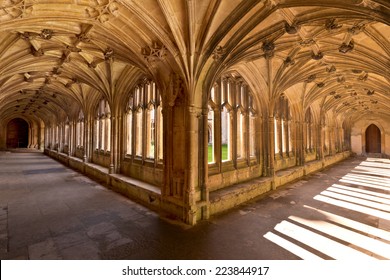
185,106 -> 201,225
109,115 -> 115,173
72,121 -> 77,156
284,118 -> 290,156
295,121 -> 305,166
268,116 -> 276,188
200,107 -> 210,219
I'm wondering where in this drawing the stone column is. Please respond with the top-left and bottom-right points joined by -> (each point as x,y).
268,116 -> 276,188
298,121 -> 305,166
109,115 -> 115,173
200,107 -> 210,219
83,118 -> 88,162
185,106 -> 201,225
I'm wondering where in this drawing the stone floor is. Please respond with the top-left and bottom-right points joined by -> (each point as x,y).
0,150 -> 390,260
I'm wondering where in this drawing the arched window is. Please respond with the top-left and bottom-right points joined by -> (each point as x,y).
95,99 -> 111,152
64,118 -> 70,153
305,107 -> 313,152
125,79 -> 163,162
208,75 -> 257,165
274,95 -> 291,157
55,125 -> 59,150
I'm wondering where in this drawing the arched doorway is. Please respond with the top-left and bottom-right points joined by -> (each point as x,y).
365,124 -> 381,153
7,118 -> 29,148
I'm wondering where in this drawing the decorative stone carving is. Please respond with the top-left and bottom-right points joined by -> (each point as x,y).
339,40 -> 354,53
311,51 -> 323,60
65,78 -> 78,88
60,52 -> 70,63
104,47 -> 114,61
66,45 -> 82,53
141,42 -> 167,63
85,0 -> 119,23
354,0 -> 379,9
326,65 -> 336,73
334,94 -> 341,99
76,32 -> 91,43
212,46 -> 226,61
19,32 -> 33,41
168,74 -> 184,107
284,22 -> 300,34
305,74 -> 316,83
40,29 -> 53,40
88,61 -> 98,68
337,76 -> 345,83
358,72 -> 368,81
53,67 -> 62,75
317,82 -> 325,88
325,19 -> 342,31
262,41 -> 275,59
23,72 -> 33,82
299,39 -> 316,47
366,89 -> 375,96
284,56 -> 295,66
31,46 -> 44,57
348,24 -> 365,35
265,0 -> 279,8
0,0 -> 33,20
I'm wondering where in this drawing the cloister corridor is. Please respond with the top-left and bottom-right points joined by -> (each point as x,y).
0,150 -> 389,260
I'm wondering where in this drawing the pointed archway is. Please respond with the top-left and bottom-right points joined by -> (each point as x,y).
7,118 -> 29,148
365,124 -> 381,153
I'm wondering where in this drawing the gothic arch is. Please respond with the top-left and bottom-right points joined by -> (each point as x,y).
6,118 -> 29,148
365,124 -> 382,154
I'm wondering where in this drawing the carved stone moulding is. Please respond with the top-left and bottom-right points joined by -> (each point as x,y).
262,41 -> 275,59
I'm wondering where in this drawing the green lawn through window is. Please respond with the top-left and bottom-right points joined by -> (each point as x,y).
208,144 -> 228,162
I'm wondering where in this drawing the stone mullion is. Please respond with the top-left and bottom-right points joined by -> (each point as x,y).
268,116 -> 276,187
244,87 -> 250,165
141,85 -> 147,163
284,118 -> 289,156
231,80 -> 237,168
331,126 -> 335,155
109,115 -> 115,173
297,121 -> 305,166
303,122 -> 308,153
309,122 -> 313,152
278,117 -> 283,157
153,85 -> 159,165
154,105 -> 159,167
319,124 -> 325,160
66,122 -> 70,155
83,118 -> 88,162
71,121 -> 76,156
58,122 -> 62,152
218,79 -> 226,170
88,116 -> 94,162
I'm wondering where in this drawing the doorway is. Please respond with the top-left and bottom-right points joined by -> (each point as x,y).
365,124 -> 381,153
7,118 -> 29,148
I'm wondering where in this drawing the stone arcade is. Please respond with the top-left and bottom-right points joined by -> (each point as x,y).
0,0 -> 389,225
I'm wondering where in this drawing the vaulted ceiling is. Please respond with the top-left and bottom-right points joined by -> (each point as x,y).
0,0 -> 389,125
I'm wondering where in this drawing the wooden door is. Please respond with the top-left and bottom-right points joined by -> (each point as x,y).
365,124 -> 381,153
6,118 -> 29,148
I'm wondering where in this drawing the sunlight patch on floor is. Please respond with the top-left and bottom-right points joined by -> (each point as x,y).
263,157 -> 390,259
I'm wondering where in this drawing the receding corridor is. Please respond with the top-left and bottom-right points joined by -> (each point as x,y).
1,150 -> 390,260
